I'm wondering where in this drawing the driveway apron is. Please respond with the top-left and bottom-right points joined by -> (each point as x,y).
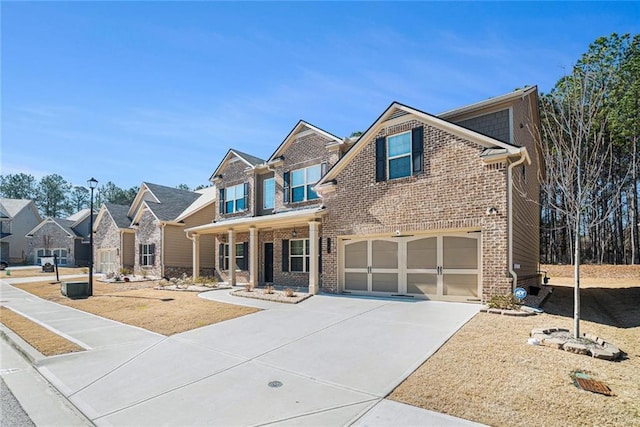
1,281 -> 480,426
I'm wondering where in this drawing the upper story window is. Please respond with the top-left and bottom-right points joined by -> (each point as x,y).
284,164 -> 324,204
387,132 -> 412,179
219,183 -> 248,214
376,126 -> 424,182
263,178 -> 275,210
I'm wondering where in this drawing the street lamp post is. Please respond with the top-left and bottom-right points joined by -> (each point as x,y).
88,177 -> 98,296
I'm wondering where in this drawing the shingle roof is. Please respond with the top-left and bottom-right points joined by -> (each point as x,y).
140,183 -> 201,221
49,218 -> 83,237
0,204 -> 9,219
231,149 -> 265,167
67,208 -> 91,222
0,199 -> 33,217
104,203 -> 132,229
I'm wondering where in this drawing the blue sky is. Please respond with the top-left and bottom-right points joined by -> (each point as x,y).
2,2 -> 638,191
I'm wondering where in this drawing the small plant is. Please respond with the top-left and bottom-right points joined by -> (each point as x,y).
140,269 -> 148,278
81,267 -> 88,274
487,293 -> 520,310
283,288 -> 296,297
265,285 -> 275,294
120,267 -> 132,276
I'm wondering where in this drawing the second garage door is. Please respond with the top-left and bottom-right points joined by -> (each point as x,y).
341,233 -> 481,302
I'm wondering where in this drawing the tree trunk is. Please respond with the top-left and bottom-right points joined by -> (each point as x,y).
574,210 -> 581,339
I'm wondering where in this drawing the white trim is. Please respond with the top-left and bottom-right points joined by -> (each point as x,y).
438,86 -> 537,119
128,183 -> 160,218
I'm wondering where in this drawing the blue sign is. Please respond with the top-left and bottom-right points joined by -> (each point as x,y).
514,287 -> 527,300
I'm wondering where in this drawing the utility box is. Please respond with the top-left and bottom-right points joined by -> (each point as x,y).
61,281 -> 89,298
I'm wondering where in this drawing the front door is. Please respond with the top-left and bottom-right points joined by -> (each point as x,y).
264,242 -> 274,283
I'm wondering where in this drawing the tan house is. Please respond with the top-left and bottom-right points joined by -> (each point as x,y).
93,203 -> 135,274
125,183 -> 217,278
0,199 -> 42,264
187,87 -> 541,302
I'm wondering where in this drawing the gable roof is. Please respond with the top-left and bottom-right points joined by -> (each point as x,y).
128,182 -> 201,218
95,203 -> 132,231
267,120 -> 343,163
175,186 -> 217,222
438,86 -> 538,120
0,199 -> 40,220
317,101 -> 525,187
67,208 -> 91,222
26,217 -> 82,239
209,149 -> 266,182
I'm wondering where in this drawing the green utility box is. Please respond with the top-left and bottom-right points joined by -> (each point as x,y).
61,281 -> 89,298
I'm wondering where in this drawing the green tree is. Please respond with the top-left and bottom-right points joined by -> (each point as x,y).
176,184 -> 191,191
36,174 -> 71,217
69,186 -> 90,212
97,182 -> 138,206
0,173 -> 37,199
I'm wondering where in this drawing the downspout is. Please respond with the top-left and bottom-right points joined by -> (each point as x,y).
507,148 -> 528,291
185,230 -> 198,279
160,222 -> 166,278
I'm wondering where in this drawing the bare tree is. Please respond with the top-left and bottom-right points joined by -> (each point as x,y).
535,68 -> 630,338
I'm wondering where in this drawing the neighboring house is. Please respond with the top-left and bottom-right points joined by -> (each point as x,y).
0,199 -> 42,264
93,203 -> 135,274
126,183 -> 216,278
26,209 -> 95,266
186,122 -> 348,290
186,87 -> 541,303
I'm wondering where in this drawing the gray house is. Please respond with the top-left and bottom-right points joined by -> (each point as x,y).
0,199 -> 42,264
26,209 -> 95,266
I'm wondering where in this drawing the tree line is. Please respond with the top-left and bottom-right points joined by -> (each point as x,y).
0,173 -> 203,218
538,33 -> 639,266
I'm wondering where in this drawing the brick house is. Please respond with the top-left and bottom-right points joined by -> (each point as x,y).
26,209 -> 94,266
186,87 -> 541,302
186,124 -> 347,292
126,183 -> 216,278
93,203 -> 135,274
0,199 -> 42,264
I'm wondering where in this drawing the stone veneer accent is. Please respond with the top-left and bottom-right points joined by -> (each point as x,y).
135,209 -> 162,278
27,222 -> 78,266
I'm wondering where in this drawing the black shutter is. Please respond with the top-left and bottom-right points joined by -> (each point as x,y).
139,244 -> 142,265
412,126 -> 424,174
243,182 -> 249,211
242,242 -> 248,271
150,243 -> 156,265
375,137 -> 386,182
283,172 -> 290,204
282,239 -> 289,272
218,243 -> 224,271
219,188 -> 225,214
321,162 -> 328,177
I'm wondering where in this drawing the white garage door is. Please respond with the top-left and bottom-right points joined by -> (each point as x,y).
342,233 -> 480,302
98,249 -> 118,274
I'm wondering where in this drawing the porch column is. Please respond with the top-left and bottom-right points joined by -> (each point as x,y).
191,233 -> 200,279
249,227 -> 258,287
228,229 -> 236,286
308,221 -> 320,295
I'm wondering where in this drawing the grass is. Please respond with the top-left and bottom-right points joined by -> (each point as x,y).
0,306 -> 85,356
3,274 -> 260,355
389,265 -> 640,427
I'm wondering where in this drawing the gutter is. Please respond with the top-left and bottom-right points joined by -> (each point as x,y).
507,147 -> 529,290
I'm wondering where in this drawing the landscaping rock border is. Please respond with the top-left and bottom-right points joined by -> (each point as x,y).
530,327 -> 622,360
480,307 -> 537,316
231,289 -> 311,304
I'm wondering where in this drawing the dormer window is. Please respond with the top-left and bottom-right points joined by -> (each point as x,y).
283,163 -> 326,203
219,183 -> 249,214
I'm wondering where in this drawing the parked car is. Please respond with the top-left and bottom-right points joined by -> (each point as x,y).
0,260 -> 8,270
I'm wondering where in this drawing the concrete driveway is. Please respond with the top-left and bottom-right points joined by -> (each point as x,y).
1,281 -> 481,426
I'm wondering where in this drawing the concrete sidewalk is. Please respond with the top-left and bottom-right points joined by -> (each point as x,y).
1,278 -> 484,426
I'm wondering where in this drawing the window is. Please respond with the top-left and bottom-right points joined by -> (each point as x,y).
387,132 -> 412,179
290,239 -> 310,272
140,244 -> 155,266
222,243 -> 246,270
263,178 -> 275,209
376,126 -> 424,182
291,165 -> 321,202
36,248 -> 67,266
224,184 -> 246,213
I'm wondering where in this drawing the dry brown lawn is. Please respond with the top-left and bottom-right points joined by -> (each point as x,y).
390,265 -> 640,427
11,279 -> 260,337
0,306 -> 85,356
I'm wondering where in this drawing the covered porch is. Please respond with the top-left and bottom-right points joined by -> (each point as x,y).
185,207 -> 325,294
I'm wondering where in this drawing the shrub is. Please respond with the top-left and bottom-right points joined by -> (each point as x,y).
487,293 -> 520,310
283,288 -> 295,297
120,267 -> 132,276
265,285 -> 275,294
